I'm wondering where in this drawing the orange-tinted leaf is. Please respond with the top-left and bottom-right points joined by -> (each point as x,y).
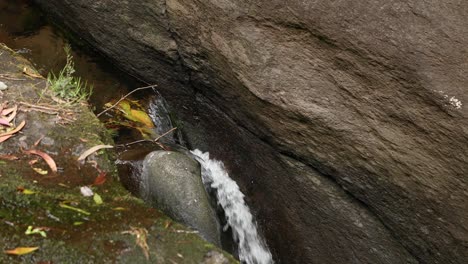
0,154 -> 19,160
4,247 -> 39,255
0,120 -> 25,142
129,109 -> 154,128
92,172 -> 107,186
23,149 -> 57,172
0,134 -> 13,143
1,105 -> 17,116
0,117 -> 10,126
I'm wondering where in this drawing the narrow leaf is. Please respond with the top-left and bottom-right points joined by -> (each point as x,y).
77,145 -> 114,162
0,120 -> 25,138
0,134 -> 13,143
23,149 -> 57,172
1,105 -> 17,116
4,247 -> 39,255
32,167 -> 48,175
0,117 -> 10,126
59,203 -> 90,215
0,154 -> 19,160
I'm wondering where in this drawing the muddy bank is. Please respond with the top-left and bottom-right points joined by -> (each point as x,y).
0,44 -> 235,263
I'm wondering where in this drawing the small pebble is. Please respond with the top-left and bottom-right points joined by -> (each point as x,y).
0,81 -> 7,91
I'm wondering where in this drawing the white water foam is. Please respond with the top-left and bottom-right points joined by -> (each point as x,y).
191,149 -> 273,264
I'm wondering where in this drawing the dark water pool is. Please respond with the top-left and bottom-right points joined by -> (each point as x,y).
0,0 -> 145,113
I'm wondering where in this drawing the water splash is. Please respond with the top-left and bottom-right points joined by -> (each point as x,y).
191,149 -> 273,264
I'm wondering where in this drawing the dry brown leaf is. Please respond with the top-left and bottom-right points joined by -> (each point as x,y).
22,67 -> 43,79
0,120 -> 25,143
23,149 -> 57,173
1,105 -> 16,116
77,145 -> 114,162
2,105 -> 17,123
0,134 -> 13,143
0,154 -> 19,160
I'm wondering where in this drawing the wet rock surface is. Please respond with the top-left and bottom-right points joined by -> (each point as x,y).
0,44 -> 235,263
32,0 -> 468,263
140,151 -> 221,246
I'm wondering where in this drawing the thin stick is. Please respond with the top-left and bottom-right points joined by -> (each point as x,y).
0,74 -> 26,81
96,84 -> 157,117
153,127 -> 177,142
19,101 -> 61,111
116,127 -> 177,147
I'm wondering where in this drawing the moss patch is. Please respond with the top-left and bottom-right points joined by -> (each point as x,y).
0,44 -> 236,263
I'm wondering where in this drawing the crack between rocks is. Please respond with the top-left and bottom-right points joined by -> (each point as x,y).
156,3 -> 421,262
191,88 -> 421,263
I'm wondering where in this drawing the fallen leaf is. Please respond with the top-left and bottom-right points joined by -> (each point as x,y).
92,172 -> 107,186
73,221 -> 84,226
0,134 -> 13,143
32,167 -> 48,175
17,187 -> 37,195
93,193 -> 103,205
59,202 -> 90,215
1,105 -> 17,116
25,226 -> 47,237
4,247 -> 39,255
80,186 -> 94,197
23,149 -> 57,173
23,66 -> 43,79
77,145 -> 114,162
0,154 -> 19,160
2,105 -> 17,122
0,120 -> 26,142
129,109 -> 154,128
0,117 -> 10,126
112,207 -> 128,211
22,189 -> 37,195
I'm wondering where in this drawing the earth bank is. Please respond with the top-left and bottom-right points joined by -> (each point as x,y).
0,44 -> 235,263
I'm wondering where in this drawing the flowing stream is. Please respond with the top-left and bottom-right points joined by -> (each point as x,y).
191,150 -> 273,264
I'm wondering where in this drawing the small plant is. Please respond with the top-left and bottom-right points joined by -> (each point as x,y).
47,45 -> 92,104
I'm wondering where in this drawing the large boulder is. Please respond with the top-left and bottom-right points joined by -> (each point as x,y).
33,0 -> 468,263
140,151 -> 221,246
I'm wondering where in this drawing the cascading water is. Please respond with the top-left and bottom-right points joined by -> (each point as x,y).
191,150 -> 273,264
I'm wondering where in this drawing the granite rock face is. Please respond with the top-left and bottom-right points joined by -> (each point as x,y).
34,0 -> 468,263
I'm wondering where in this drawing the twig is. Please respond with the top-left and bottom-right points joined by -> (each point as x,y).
96,84 -> 157,117
0,74 -> 26,81
153,127 -> 177,142
116,127 -> 177,148
19,101 -> 61,111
